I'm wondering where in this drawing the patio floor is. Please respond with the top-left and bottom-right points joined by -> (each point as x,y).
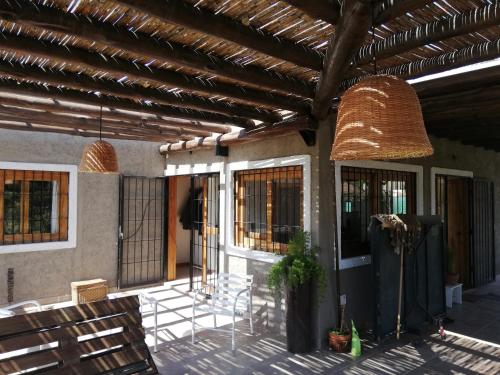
116,273 -> 500,375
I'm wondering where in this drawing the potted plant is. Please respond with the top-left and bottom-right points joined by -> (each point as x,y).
446,246 -> 459,285
328,304 -> 351,352
268,231 -> 326,353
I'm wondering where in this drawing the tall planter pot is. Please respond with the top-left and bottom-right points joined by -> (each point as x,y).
286,279 -> 313,353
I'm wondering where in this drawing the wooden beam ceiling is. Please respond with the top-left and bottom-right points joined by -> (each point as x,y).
0,0 -> 313,98
0,79 -> 253,128
355,3 -> 500,66
0,96 -> 231,135
0,60 -> 280,123
0,34 -> 309,113
115,0 -> 323,71
375,0 -> 434,25
312,0 -> 372,120
281,0 -> 340,25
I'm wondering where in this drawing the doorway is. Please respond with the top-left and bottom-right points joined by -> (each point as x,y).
435,174 -> 471,287
435,173 -> 495,288
166,174 -> 220,292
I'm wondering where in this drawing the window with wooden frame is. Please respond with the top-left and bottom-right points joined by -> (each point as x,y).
0,169 -> 69,245
341,166 -> 417,259
234,166 -> 303,254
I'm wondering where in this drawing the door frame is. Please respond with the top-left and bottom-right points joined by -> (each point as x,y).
430,167 -> 473,215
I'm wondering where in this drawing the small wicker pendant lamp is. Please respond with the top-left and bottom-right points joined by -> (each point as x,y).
79,106 -> 119,173
330,10 -> 433,160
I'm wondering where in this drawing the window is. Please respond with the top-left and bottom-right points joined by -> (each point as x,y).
341,166 -> 416,259
0,170 -> 69,245
234,166 -> 303,254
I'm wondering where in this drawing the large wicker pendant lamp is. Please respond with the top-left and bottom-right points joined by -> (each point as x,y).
79,106 -> 119,173
330,10 -> 433,160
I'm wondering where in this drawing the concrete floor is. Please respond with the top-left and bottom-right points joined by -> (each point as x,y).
140,276 -> 500,375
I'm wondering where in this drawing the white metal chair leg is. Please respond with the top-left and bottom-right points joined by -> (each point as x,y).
249,294 -> 254,335
153,300 -> 158,353
231,313 -> 236,352
192,301 -> 196,345
213,311 -> 217,328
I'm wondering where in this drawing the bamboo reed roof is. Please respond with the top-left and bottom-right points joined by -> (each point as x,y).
0,0 -> 498,150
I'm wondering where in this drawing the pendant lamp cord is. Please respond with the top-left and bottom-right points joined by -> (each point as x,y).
371,1 -> 377,75
99,105 -> 103,141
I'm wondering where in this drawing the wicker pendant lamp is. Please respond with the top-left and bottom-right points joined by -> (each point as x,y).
79,106 -> 119,173
330,10 -> 433,161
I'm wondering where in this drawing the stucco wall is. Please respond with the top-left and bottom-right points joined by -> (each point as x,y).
0,129 -> 164,305
337,136 -> 500,330
163,133 -> 326,339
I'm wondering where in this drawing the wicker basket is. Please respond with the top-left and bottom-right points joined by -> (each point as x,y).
79,140 -> 119,173
71,279 -> 108,305
331,75 -> 434,161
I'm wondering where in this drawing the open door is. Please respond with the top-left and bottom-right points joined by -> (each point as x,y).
189,174 -> 220,292
471,178 -> 495,287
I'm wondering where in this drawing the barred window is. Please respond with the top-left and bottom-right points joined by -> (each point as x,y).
0,170 -> 69,245
234,166 -> 303,254
341,166 -> 417,259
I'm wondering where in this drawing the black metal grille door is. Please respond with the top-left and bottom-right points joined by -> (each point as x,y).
472,179 -> 495,287
118,176 -> 167,289
189,174 -> 220,292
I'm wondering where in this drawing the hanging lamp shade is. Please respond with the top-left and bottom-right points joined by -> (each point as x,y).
79,140 -> 119,173
330,75 -> 433,160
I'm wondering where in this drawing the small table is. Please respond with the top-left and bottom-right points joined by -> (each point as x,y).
445,283 -> 462,308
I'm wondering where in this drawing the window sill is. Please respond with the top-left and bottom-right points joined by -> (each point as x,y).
0,240 -> 76,255
224,246 -> 284,264
338,255 -> 371,270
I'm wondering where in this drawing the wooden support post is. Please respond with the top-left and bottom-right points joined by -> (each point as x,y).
167,177 -> 177,281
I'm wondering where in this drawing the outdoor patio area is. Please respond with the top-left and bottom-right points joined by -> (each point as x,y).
100,275 -> 500,375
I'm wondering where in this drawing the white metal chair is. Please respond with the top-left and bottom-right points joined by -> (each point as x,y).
139,292 -> 170,352
0,300 -> 41,318
192,273 -> 254,351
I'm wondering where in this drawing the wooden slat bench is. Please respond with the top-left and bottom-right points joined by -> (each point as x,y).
0,295 -> 158,374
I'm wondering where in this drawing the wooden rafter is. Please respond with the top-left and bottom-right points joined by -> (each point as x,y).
312,0 -> 372,120
0,0 -> 313,98
375,0 -> 434,25
0,33 -> 310,112
0,96 -> 228,136
0,60 -> 277,123
159,115 -> 315,153
115,0 -> 323,70
343,39 -> 500,88
0,79 -> 253,128
356,3 -> 500,66
281,0 -> 340,25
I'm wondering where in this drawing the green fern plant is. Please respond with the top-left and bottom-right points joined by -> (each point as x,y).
267,231 -> 326,301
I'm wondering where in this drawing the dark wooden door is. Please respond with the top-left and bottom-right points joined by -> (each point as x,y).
471,179 -> 495,287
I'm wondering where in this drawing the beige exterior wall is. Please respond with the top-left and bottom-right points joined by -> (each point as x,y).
163,133 -> 323,335
0,129 -> 164,305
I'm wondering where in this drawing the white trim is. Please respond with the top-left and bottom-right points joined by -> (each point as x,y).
335,160 -> 424,269
430,167 -> 473,215
225,155 -> 311,262
0,161 -> 78,254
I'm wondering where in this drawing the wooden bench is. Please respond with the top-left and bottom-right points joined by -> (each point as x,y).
0,295 -> 158,374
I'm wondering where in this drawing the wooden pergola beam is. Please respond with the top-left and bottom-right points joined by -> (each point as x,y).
0,106 -> 190,140
0,79 -> 253,128
0,60 -> 274,124
312,0 -> 372,120
115,0 -> 323,71
0,0 -> 314,97
356,3 -> 500,66
0,33 -> 310,112
281,0 -> 340,25
375,0 -> 434,25
0,96 -> 230,135
159,115 -> 315,154
343,39 -> 500,89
